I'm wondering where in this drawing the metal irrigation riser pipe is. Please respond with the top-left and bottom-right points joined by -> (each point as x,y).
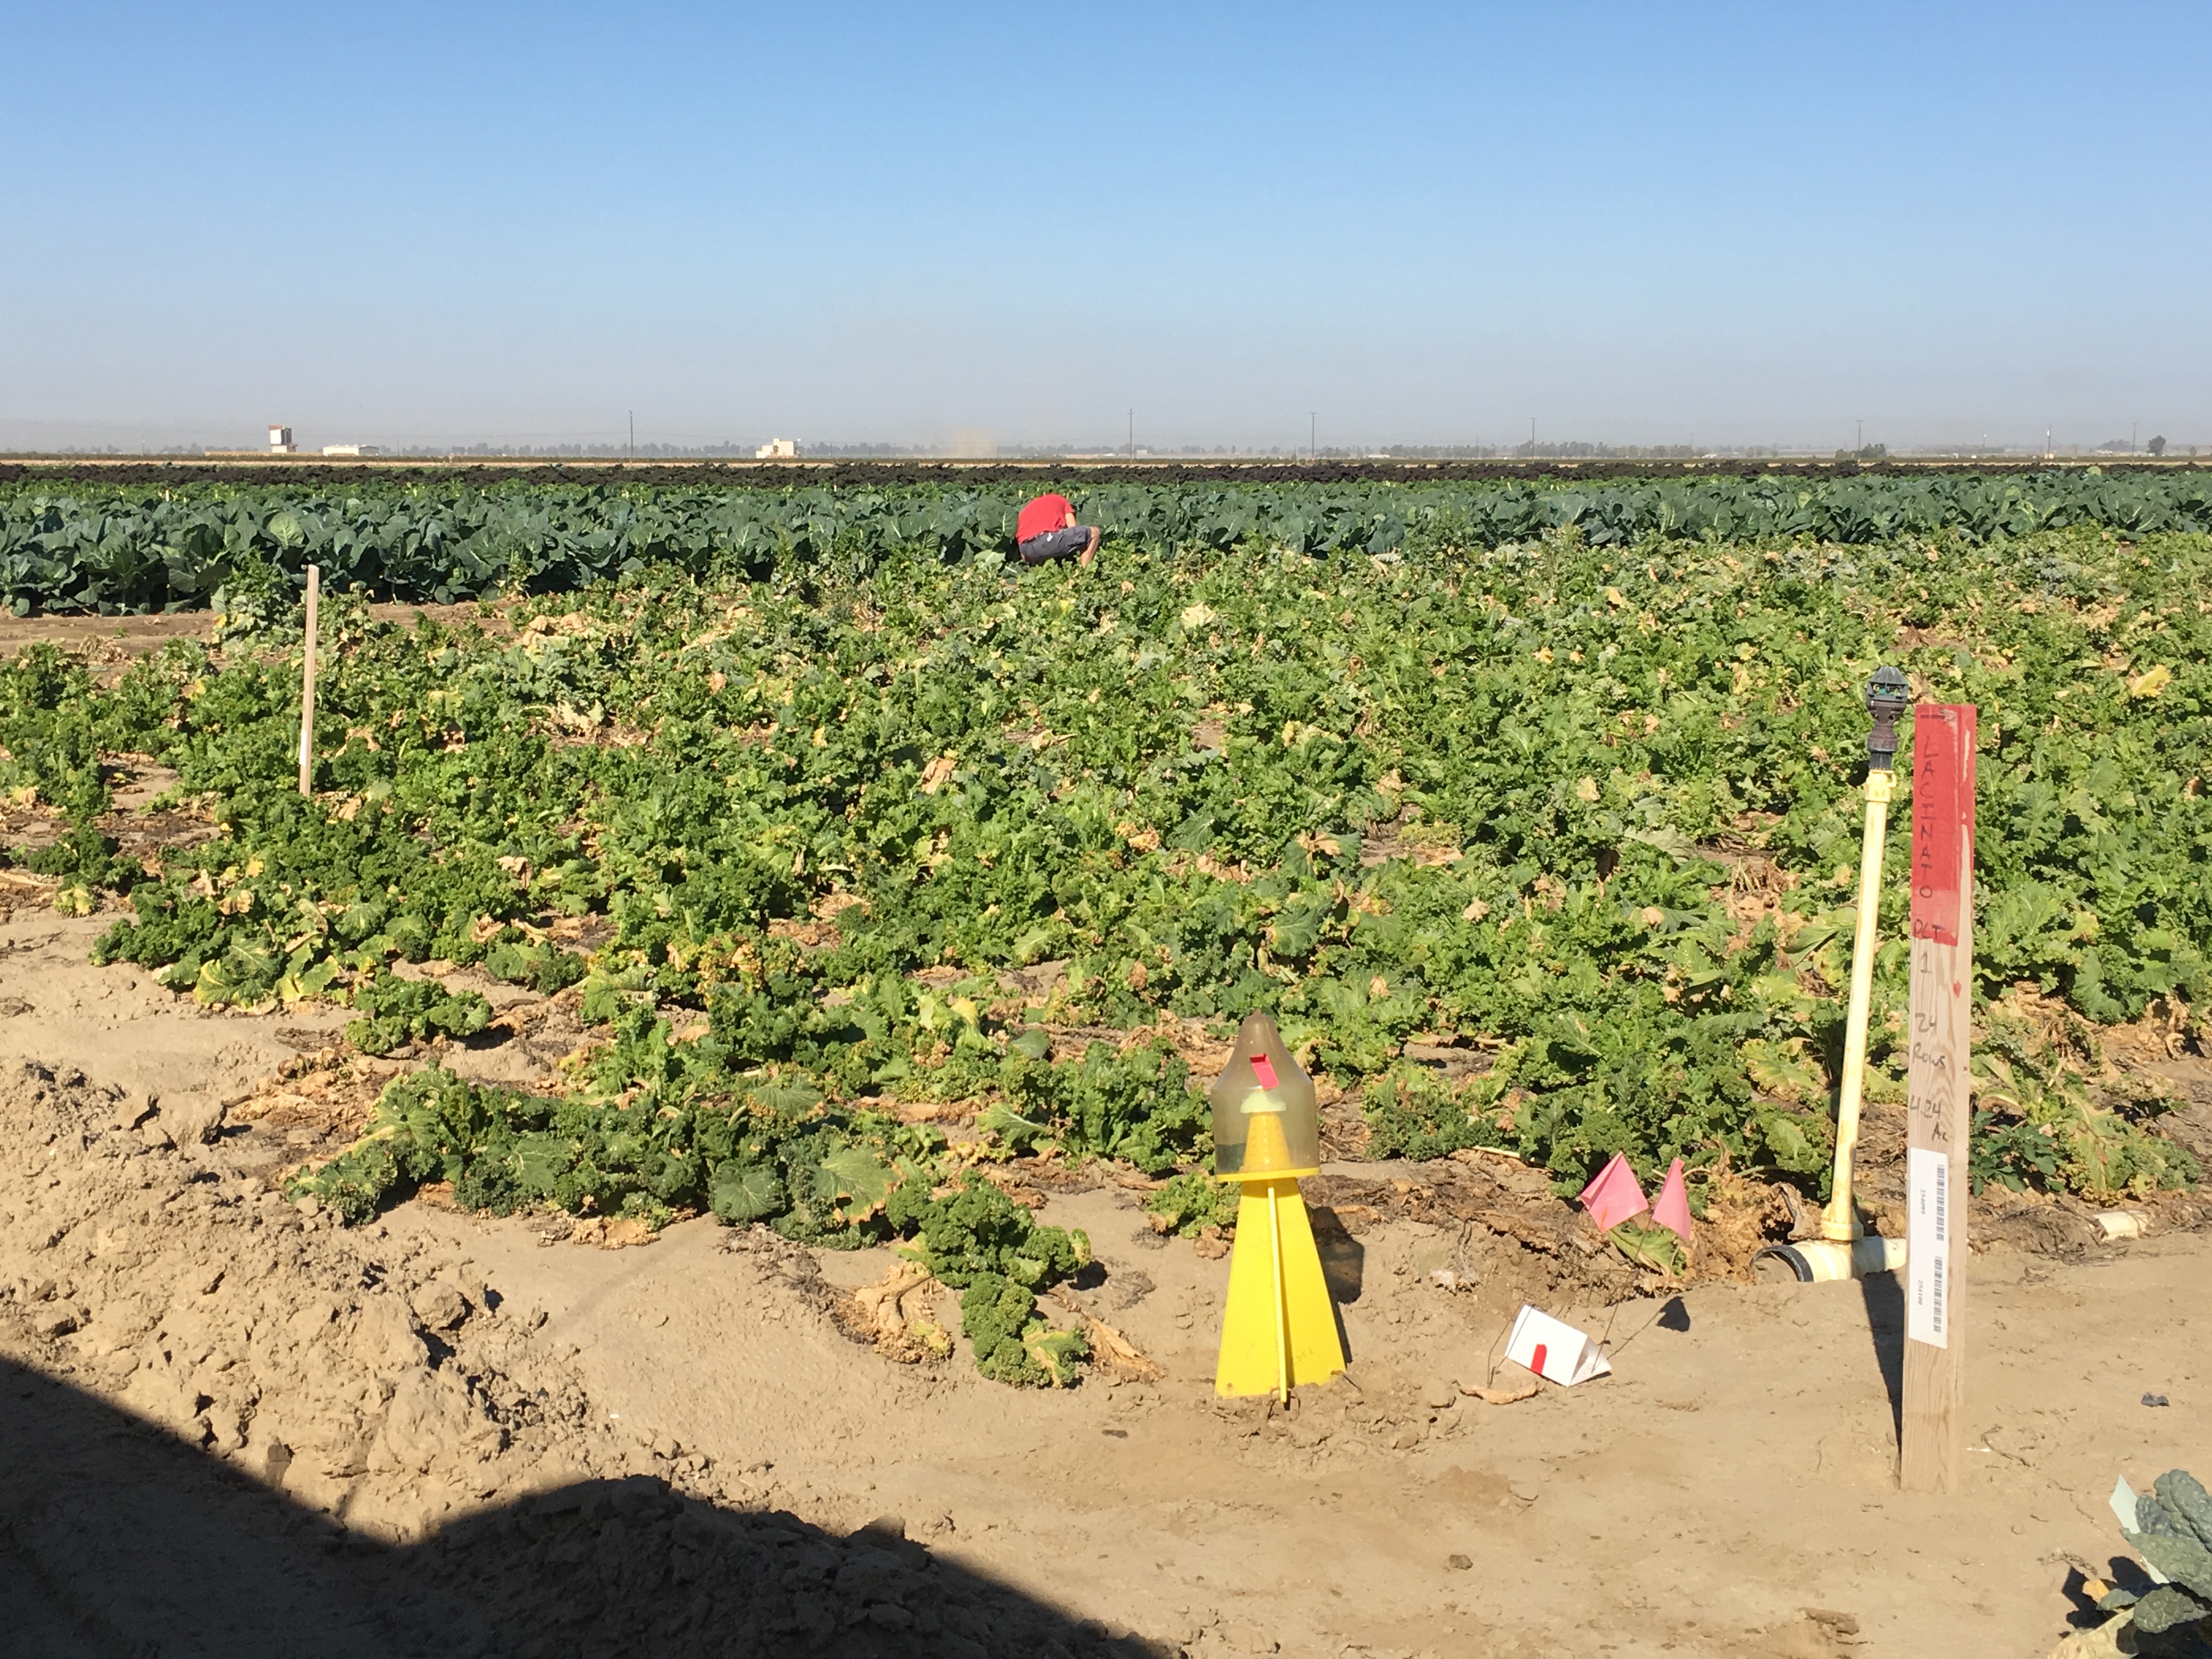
1820,666 -> 1910,1245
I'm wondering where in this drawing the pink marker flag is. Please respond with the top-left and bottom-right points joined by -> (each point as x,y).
1651,1158 -> 1693,1243
1578,1152 -> 1650,1233
1249,1053 -> 1279,1091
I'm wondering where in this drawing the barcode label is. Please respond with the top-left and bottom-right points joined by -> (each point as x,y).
1908,1146 -> 1949,1348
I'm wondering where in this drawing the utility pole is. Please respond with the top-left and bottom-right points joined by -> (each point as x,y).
1310,413 -> 1316,464
1857,419 -> 1863,454
1128,409 -> 1133,460
628,411 -> 635,461
2132,422 -> 2138,453
1529,416 -> 1536,458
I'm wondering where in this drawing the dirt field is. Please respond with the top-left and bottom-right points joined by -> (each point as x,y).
2,898 -> 2207,1658
0,603 -> 501,671
12,458 -> 2194,495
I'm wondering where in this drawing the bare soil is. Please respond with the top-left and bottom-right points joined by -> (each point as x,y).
4,455 -> 2204,501
3,908 -> 2209,1658
0,602 -> 506,672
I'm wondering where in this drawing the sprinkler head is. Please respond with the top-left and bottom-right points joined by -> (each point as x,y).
1864,667 -> 1910,771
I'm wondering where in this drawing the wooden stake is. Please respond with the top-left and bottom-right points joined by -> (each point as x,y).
1900,703 -> 1976,1493
298,565 -> 319,797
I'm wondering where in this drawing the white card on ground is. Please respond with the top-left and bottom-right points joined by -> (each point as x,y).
1906,1146 -> 1949,1348
1504,1305 -> 1612,1386
2111,1476 -> 2140,1534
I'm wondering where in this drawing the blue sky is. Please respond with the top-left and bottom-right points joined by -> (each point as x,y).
4,2 -> 2205,453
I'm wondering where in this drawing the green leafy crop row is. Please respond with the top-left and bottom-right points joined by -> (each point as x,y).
6,467 -> 2212,613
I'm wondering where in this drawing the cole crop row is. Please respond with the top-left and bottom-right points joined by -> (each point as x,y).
5,466 -> 2212,614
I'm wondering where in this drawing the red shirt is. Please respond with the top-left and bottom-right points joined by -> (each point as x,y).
1017,493 -> 1073,542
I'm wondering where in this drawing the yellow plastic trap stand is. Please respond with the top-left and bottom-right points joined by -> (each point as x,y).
1210,1019 -> 1346,1401
1216,1175 -> 1346,1401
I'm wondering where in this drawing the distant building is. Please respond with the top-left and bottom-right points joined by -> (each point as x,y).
320,444 -> 381,457
268,424 -> 295,454
754,438 -> 801,460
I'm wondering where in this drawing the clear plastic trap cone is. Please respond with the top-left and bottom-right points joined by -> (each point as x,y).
1209,1012 -> 1319,1180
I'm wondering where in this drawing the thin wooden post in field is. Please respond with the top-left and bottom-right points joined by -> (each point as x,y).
298,564 -> 319,797
1900,703 -> 1976,1493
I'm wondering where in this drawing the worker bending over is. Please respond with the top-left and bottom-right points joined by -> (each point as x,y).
1015,493 -> 1099,566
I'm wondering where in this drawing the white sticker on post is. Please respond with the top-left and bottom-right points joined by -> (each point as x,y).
1907,1145 -> 1949,1348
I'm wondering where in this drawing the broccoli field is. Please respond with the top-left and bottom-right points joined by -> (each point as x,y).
3,469 -> 2209,1385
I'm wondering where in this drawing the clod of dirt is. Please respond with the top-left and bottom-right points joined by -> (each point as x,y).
112,1090 -> 157,1132
155,1088 -> 227,1146
410,1282 -> 470,1332
1461,1380 -> 1539,1406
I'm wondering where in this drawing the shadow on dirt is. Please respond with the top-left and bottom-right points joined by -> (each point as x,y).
1859,1269 -> 1905,1443
0,1357 -> 1177,1658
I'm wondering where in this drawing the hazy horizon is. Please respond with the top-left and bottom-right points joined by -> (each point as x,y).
7,435 -> 2197,461
7,2 -> 2208,457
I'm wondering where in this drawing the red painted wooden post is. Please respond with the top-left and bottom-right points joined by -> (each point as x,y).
1901,703 -> 1975,1492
